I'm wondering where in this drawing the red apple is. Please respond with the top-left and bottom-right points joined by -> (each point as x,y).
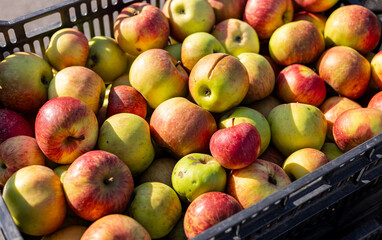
333,108 -> 382,152
81,214 -> 150,240
0,135 -> 45,187
35,97 -> 99,164
368,91 -> 382,111
208,0 -> 247,23
317,46 -> 370,100
183,192 -> 242,239
0,108 -> 33,143
114,2 -> 170,56
275,64 -> 326,107
210,122 -> 261,169
293,0 -> 339,12
63,150 -> 134,221
106,85 -> 147,119
293,11 -> 327,35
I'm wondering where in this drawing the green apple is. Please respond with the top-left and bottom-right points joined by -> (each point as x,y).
0,52 -> 53,113
321,142 -> 343,161
172,153 -> 227,202
212,18 -> 259,57
268,103 -> 327,157
162,0 -> 216,42
53,164 -> 70,184
97,113 -> 155,176
189,53 -> 249,113
137,157 -> 177,187
247,95 -> 282,118
128,182 -> 182,239
164,43 -> 182,62
218,106 -> 271,155
181,32 -> 226,72
85,36 -> 128,84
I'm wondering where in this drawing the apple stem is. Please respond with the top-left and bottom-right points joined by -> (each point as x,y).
232,118 -> 235,126
104,176 -> 114,185
67,135 -> 85,142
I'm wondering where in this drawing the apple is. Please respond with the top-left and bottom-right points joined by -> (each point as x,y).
316,46 -> 370,100
333,108 -> 382,152
42,225 -> 87,240
45,28 -> 89,71
321,142 -> 343,161
167,213 -> 187,240
111,73 -> 131,88
53,164 -> 70,184
113,2 -> 170,56
268,103 -> 327,157
0,52 -> 53,113
212,18 -> 260,57
269,20 -> 325,66
0,108 -> 33,143
319,96 -> 362,141
189,53 -> 249,113
2,165 -> 66,236
48,66 -> 106,114
162,0 -> 216,42
259,144 -> 285,167
80,214 -> 150,240
371,50 -> 382,90
63,150 -> 134,221
237,52 -> 275,104
275,64 -> 326,107
324,5 -> 381,54
181,32 -> 226,72
218,106 -> 271,155
171,153 -> 227,202
368,91 -> 382,111
282,148 -> 329,180
137,157 -> 177,187
96,84 -> 111,127
0,135 -> 45,187
293,0 -> 339,12
85,36 -> 128,84
243,0 -> 294,39
106,85 -> 147,119
208,0 -> 247,23
183,192 -> 242,239
164,43 -> 182,62
226,159 -> 291,208
128,182 -> 182,239
150,97 -> 217,158
35,96 -> 99,164
129,48 -> 188,109
293,11 -> 327,35
247,95 -> 282,118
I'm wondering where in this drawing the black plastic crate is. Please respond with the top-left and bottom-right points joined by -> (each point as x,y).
1,0 -> 382,240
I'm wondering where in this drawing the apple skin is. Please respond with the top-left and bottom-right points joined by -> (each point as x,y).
237,52 -> 275,104
226,159 -> 291,209
268,103 -> 327,157
162,0 -> 216,42
181,32 -> 226,72
0,135 -> 45,187
371,50 -> 382,90
45,28 -> 89,71
128,182 -> 182,239
212,18 -> 260,57
293,11 -> 327,35
0,108 -> 33,143
218,106 -> 271,155
2,165 -> 66,236
85,36 -> 128,84
293,0 -> 339,12
114,2 -> 170,56
53,164 -> 70,184
0,52 -> 53,113
368,91 -> 382,111
137,157 -> 177,187
164,43 -> 182,62
129,49 -> 188,109
150,97 -> 217,158
106,85 -> 147,119
243,0 -> 294,39
63,150 -> 134,222
321,142 -> 343,161
81,214 -> 151,240
98,113 -> 155,176
42,225 -> 87,240
269,20 -> 325,66
247,95 -> 282,118
208,0 -> 247,23
189,53 -> 249,113
316,46 -> 370,100
259,144 -> 285,167
183,192 -> 242,239
171,153 -> 227,202
282,148 -> 329,180
35,97 -> 99,164
324,5 -> 381,54
333,108 -> 382,152
320,96 -> 362,142
48,66 -> 106,114
275,64 -> 326,107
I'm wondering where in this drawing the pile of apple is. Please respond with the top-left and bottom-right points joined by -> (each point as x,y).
1,0 -> 382,239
